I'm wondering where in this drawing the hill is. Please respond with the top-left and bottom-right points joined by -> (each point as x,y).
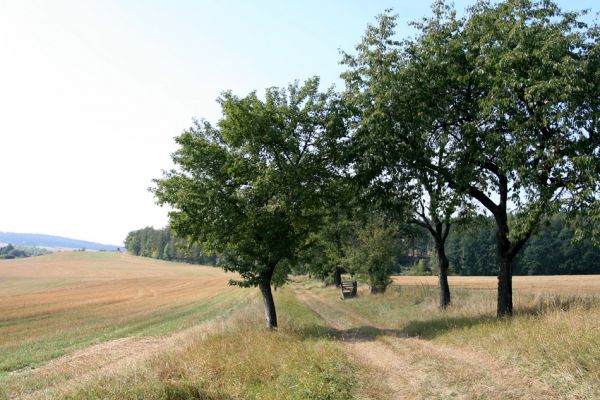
0,231 -> 120,251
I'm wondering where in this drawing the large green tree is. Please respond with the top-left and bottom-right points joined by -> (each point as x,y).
343,0 -> 599,316
342,7 -> 466,308
152,78 -> 347,329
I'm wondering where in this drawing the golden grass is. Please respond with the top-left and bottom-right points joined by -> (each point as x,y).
393,274 -> 600,294
61,290 -> 358,400
0,252 -> 248,375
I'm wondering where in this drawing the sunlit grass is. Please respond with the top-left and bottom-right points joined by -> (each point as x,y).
62,289 -> 359,400
318,281 -> 600,398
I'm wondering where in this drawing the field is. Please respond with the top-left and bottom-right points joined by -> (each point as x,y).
1,253 -> 599,399
0,252 -> 249,398
393,275 -> 600,295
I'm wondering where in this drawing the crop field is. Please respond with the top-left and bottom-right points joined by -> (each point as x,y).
0,252 -> 250,398
1,253 -> 599,399
393,275 -> 600,295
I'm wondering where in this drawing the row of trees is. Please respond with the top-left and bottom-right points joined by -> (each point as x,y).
446,214 -> 600,276
152,0 -> 599,328
124,227 -> 216,265
0,244 -> 49,259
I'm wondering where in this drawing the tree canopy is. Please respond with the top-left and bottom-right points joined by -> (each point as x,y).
341,0 -> 600,316
152,78 -> 347,328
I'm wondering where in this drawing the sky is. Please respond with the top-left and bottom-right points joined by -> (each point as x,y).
0,0 -> 597,246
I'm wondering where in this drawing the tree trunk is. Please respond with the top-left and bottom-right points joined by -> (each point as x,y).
497,252 -> 513,317
370,285 -> 384,294
333,268 -> 342,288
258,281 -> 277,329
436,241 -> 451,309
495,215 -> 513,317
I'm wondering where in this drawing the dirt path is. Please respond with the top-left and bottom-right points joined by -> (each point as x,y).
294,287 -> 557,400
6,302 -> 250,400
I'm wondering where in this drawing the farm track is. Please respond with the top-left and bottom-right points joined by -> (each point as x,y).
6,291 -> 253,400
293,286 -> 557,400
0,252 -> 252,399
11,318 -> 224,400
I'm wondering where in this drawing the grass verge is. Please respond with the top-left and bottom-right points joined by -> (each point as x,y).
313,281 -> 600,399
59,288 -> 359,400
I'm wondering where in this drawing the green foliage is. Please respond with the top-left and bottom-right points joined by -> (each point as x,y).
403,259 -> 433,276
124,227 -> 216,265
0,244 -> 49,259
296,208 -> 354,283
345,0 -> 598,235
446,214 -> 600,275
152,78 -> 347,290
343,214 -> 398,293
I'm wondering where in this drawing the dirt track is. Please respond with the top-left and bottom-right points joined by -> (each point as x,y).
294,286 -> 556,399
0,252 -> 249,399
10,316 -> 236,400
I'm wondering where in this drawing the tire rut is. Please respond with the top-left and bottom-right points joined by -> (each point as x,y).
294,287 -> 557,400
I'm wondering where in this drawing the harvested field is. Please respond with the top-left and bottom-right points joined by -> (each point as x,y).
393,275 -> 600,294
0,252 -> 249,381
2,254 -> 599,399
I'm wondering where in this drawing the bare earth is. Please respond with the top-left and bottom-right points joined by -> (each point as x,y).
294,286 -> 557,399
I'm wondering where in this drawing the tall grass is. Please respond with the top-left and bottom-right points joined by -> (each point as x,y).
320,282 -> 600,398
60,289 -> 358,400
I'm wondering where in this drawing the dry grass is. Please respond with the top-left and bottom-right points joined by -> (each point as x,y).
303,281 -> 600,399
393,275 -> 600,294
0,252 -> 250,397
2,254 -> 600,399
60,290 -> 358,400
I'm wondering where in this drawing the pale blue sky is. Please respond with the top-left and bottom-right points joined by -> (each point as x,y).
0,1 -> 597,245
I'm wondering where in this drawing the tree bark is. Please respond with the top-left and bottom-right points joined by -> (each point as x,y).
413,216 -> 452,309
435,241 -> 451,309
258,264 -> 277,329
258,280 -> 277,329
497,250 -> 513,317
333,268 -> 342,288
495,207 -> 513,317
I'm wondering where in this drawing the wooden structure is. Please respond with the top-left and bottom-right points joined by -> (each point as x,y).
340,280 -> 357,299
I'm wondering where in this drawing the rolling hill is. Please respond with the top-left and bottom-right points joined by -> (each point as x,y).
0,231 -> 121,251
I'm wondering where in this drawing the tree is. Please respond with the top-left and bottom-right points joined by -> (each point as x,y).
344,213 -> 399,293
152,78 -> 347,329
341,7 -> 467,308
343,0 -> 599,317
448,0 -> 598,316
299,210 -> 352,287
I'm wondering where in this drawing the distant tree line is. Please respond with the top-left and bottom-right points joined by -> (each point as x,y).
124,227 -> 216,265
446,215 -> 600,276
0,244 -> 50,259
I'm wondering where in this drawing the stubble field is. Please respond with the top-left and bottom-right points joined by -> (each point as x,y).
0,252 -> 249,398
1,252 -> 599,399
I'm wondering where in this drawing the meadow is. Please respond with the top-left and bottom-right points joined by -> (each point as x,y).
1,253 -> 599,399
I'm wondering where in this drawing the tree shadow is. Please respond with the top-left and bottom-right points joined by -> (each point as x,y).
400,314 -> 495,339
294,324 -> 407,342
293,314 -> 497,341
293,295 -> 598,342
